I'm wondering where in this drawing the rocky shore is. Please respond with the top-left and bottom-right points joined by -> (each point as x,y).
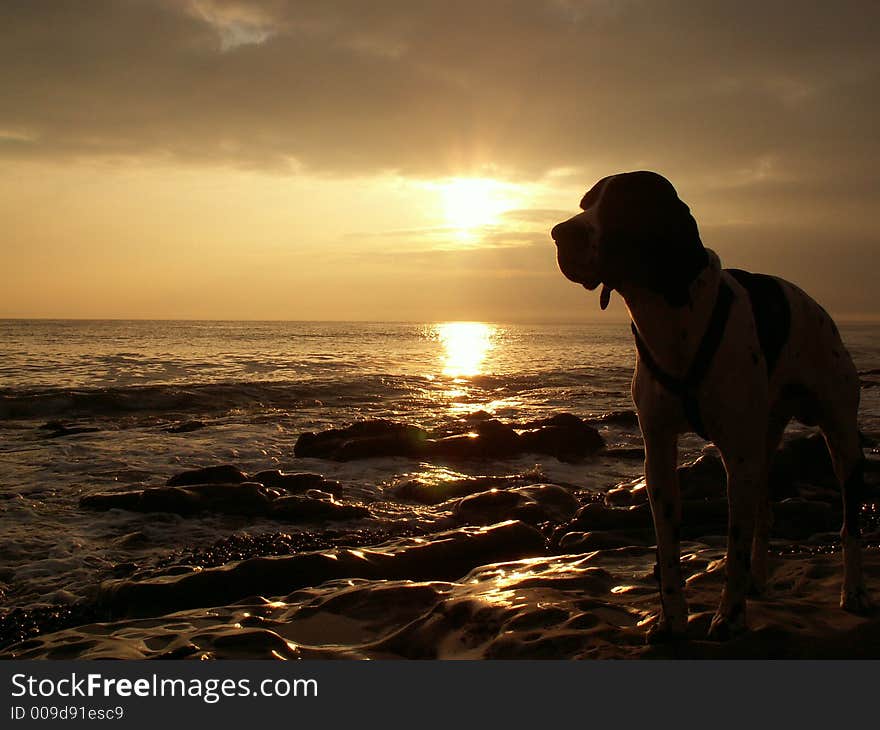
2,414 -> 879,659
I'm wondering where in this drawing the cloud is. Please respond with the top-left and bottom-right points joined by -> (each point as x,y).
1,0 -> 878,191
502,208 -> 571,224
341,204 -> 561,256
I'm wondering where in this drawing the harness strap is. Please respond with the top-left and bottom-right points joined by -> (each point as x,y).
631,280 -> 734,440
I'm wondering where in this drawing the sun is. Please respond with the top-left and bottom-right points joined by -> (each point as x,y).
440,178 -> 513,233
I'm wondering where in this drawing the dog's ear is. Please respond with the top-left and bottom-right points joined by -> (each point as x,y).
596,171 -> 707,307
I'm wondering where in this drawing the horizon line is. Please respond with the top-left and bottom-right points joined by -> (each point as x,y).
2,314 -> 880,325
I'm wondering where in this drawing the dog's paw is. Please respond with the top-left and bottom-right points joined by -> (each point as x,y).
645,622 -> 687,645
707,612 -> 747,642
841,586 -> 875,615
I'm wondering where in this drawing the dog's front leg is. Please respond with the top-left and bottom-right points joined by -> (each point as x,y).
708,450 -> 764,641
642,427 -> 687,642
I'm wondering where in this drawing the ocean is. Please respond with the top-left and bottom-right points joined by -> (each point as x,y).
1,318 -> 879,653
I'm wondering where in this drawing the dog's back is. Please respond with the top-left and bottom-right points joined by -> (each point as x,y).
724,268 -> 860,428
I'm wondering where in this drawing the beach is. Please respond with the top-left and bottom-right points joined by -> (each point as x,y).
1,319 -> 879,659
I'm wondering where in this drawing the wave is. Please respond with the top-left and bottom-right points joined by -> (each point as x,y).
0,380 -> 365,421
0,368 -> 633,421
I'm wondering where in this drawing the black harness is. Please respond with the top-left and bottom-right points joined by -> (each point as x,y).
630,268 -> 791,440
631,280 -> 734,440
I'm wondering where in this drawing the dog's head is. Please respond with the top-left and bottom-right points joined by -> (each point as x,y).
551,171 -> 708,309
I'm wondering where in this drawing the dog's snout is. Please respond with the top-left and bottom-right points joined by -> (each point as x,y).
551,218 -> 586,246
551,219 -> 573,243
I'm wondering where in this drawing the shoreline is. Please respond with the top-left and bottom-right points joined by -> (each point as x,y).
2,419 -> 878,660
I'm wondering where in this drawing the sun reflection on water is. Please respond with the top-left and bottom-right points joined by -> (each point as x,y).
435,322 -> 495,378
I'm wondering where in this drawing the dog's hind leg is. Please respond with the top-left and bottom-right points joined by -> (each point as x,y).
642,427 -> 688,642
819,406 -> 873,613
750,415 -> 789,596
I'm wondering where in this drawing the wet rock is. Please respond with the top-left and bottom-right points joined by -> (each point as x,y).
453,489 -> 523,524
678,453 -> 726,499
798,483 -> 839,503
0,603 -> 103,653
771,433 -> 838,493
167,464 -> 247,486
155,525 -> 429,572
431,419 -> 521,460
558,480 -> 842,547
603,447 -> 646,460
804,531 -> 840,546
373,556 -> 621,660
559,530 -> 653,552
80,490 -> 142,512
600,433 -> 872,509
555,497 -> 734,545
12,546 -> 880,659
604,487 -> 635,507
44,590 -> 78,605
155,643 -> 202,659
80,483 -> 367,522
462,410 -> 494,423
98,521 -> 546,618
586,410 -> 641,428
568,502 -> 654,532
453,484 -> 578,526
89,483 -> 273,517
605,434 -> 875,516
429,410 -> 497,439
471,418 -> 522,455
515,484 -> 580,521
144,483 -> 272,516
631,434 -> 856,507
517,413 -> 605,461
391,473 -> 548,505
38,421 -> 100,438
271,494 -> 369,522
250,470 -> 341,497
164,420 -> 206,433
774,499 -> 838,540
294,420 -> 428,460
626,479 -> 648,504
294,414 -> 605,463
680,499 -> 732,534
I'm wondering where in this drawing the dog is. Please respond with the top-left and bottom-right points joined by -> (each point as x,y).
551,170 -> 871,641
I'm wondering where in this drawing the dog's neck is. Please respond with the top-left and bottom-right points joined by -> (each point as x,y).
617,249 -> 722,376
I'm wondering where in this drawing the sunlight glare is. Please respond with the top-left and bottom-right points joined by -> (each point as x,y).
436,322 -> 495,378
440,178 -> 513,234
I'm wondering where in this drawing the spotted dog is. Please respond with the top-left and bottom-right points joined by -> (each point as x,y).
551,171 -> 871,641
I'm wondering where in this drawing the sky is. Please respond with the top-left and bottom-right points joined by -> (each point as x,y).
1,0 -> 878,322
